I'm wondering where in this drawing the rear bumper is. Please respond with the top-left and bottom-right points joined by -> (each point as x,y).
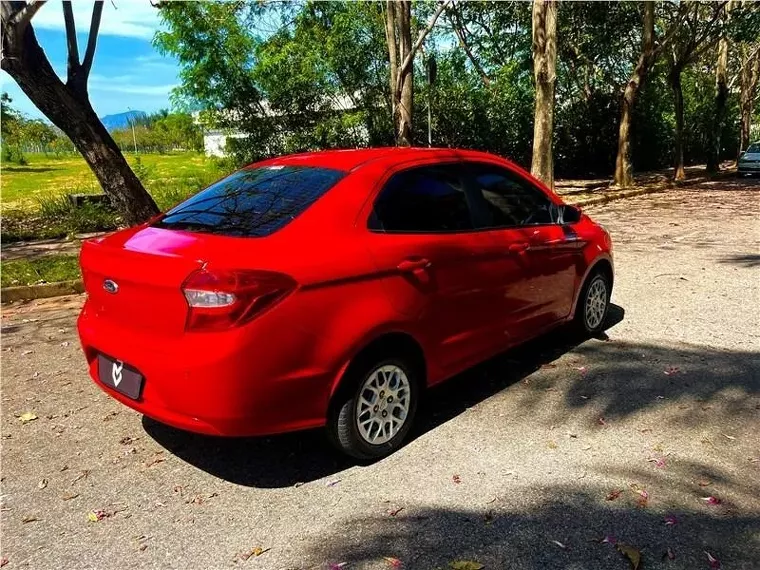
77,300 -> 331,437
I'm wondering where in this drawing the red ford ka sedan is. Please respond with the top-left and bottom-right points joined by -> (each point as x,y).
78,148 -> 613,459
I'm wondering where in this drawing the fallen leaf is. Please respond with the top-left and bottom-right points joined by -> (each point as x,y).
664,514 -> 679,526
576,366 -> 588,374
0,557 -> 7,567
144,456 -> 165,468
698,479 -> 712,487
119,436 -> 136,445
617,543 -> 641,570
239,546 -> 270,560
18,412 -> 38,424
705,551 -> 721,569
37,479 -> 48,489
721,433 -> 736,441
326,479 -> 341,487
61,492 -> 79,501
87,509 -> 110,522
22,515 -> 40,523
606,489 -> 622,501
387,506 -> 404,517
600,535 -> 617,545
597,417 -> 607,426
648,457 -> 667,469
70,470 -> 90,485
552,540 -> 570,550
702,496 -> 722,506
547,441 -> 558,449
60,341 -> 70,347
663,548 -> 676,561
22,350 -> 32,355
636,489 -> 650,508
452,474 -> 461,484
663,366 -> 680,376
328,563 -> 347,570
449,562 -> 484,570
383,557 -> 402,568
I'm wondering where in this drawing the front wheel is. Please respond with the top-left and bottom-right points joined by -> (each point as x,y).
327,358 -> 419,460
575,271 -> 611,335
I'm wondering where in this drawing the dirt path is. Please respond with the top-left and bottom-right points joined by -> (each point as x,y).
1,178 -> 758,570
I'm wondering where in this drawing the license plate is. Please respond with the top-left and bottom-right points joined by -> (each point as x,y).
97,354 -> 144,400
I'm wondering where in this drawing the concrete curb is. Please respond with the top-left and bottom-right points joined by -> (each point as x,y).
1,279 -> 84,303
570,185 -> 667,207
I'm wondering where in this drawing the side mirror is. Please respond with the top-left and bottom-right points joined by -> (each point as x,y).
560,205 -> 581,224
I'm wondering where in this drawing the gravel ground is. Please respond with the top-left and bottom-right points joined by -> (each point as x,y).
1,177 -> 759,570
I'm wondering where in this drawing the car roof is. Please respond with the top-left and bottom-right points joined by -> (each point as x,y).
250,147 -> 507,172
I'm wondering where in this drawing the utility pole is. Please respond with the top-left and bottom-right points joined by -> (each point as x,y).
426,55 -> 437,147
127,106 -> 138,154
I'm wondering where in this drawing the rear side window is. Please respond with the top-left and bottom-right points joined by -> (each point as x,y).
369,165 -> 475,233
154,166 -> 345,237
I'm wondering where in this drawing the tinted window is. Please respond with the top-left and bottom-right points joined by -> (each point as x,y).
746,143 -> 760,153
465,164 -> 557,228
370,165 -> 475,233
154,166 -> 345,237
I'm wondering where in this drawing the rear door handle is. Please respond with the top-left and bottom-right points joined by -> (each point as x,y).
508,242 -> 530,254
397,258 -> 432,273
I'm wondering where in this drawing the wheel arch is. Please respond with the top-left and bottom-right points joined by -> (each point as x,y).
570,255 -> 614,320
328,331 -> 427,404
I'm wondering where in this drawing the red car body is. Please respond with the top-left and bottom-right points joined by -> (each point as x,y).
78,148 -> 613,440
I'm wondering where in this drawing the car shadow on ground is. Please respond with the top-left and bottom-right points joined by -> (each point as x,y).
145,304 -> 759,489
143,306 -> 626,488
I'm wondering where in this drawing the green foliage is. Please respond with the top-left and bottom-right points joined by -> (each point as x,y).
110,111 -> 203,154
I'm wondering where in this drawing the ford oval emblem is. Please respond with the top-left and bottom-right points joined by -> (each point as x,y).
103,279 -> 119,294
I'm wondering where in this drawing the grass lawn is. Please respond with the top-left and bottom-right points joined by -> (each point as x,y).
1,255 -> 81,287
1,152 -> 224,210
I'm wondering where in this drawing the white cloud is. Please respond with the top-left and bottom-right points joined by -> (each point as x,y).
32,0 -> 160,40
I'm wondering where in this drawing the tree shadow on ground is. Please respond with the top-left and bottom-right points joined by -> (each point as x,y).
300,481 -> 760,569
144,304 -> 758,488
720,254 -> 760,268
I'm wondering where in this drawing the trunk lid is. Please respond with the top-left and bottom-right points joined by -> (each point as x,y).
80,226 -> 209,336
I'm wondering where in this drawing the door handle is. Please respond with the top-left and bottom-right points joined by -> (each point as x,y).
397,258 -> 432,273
508,242 -> 530,254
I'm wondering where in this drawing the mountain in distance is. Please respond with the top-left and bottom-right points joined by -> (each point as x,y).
99,110 -> 147,131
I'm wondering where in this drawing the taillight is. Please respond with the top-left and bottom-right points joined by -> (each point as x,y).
181,268 -> 296,332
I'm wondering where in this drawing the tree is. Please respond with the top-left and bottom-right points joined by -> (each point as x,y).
1,1 -> 158,224
384,0 -> 450,146
530,0 -> 557,188
665,1 -> 727,180
738,43 -> 760,153
614,3 -> 658,187
707,0 -> 735,172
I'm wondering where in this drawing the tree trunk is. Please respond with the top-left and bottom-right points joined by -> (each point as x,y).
708,0 -> 733,173
614,1 -> 656,188
669,67 -> 686,181
739,45 -> 760,155
395,0 -> 413,146
1,15 -> 158,225
530,0 -> 557,189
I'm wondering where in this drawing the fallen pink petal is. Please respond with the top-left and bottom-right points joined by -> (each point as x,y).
601,535 -> 617,545
552,540 -> 570,550
664,366 -> 680,375
705,551 -> 721,569
383,557 -> 402,568
702,496 -> 722,506
664,515 -> 678,526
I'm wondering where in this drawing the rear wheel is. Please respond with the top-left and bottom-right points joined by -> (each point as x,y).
575,270 -> 611,335
327,357 -> 419,460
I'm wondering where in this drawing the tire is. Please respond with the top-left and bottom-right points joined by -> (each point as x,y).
574,270 -> 611,336
327,356 -> 419,460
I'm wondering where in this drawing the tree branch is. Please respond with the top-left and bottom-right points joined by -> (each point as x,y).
448,4 -> 491,86
9,0 -> 46,27
396,0 -> 452,91
62,0 -> 80,83
81,0 -> 103,79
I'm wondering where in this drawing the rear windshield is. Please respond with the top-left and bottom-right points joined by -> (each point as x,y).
154,166 -> 345,237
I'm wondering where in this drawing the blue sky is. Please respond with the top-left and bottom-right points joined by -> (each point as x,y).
0,1 -> 178,120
